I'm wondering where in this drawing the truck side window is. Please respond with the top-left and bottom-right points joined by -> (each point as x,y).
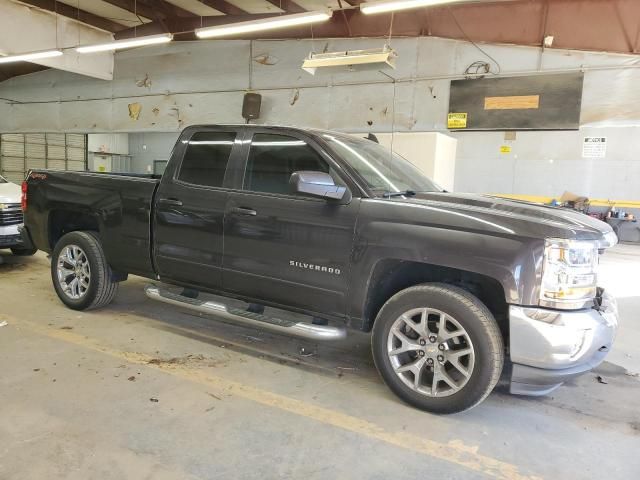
243,133 -> 330,195
178,131 -> 237,187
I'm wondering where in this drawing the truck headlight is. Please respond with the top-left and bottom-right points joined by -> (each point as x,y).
540,238 -> 599,310
599,230 -> 618,249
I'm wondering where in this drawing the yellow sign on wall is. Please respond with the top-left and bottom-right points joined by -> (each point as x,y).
447,113 -> 468,129
500,145 -> 512,154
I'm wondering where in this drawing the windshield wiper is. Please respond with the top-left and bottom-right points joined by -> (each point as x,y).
382,190 -> 417,198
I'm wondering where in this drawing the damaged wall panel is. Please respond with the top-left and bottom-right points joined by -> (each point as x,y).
1,37 -> 640,133
110,41 -> 251,98
2,36 -> 640,200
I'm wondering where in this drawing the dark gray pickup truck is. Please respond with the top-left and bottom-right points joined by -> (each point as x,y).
21,125 -> 619,413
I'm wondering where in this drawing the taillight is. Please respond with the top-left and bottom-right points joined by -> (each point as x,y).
21,181 -> 27,212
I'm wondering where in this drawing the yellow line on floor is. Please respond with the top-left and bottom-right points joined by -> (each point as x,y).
493,193 -> 640,209
17,318 -> 540,480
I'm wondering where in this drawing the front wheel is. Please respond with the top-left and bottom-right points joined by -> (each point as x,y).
371,283 -> 504,414
51,231 -> 118,310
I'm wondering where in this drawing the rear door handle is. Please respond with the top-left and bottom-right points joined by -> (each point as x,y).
158,198 -> 183,207
229,206 -> 257,216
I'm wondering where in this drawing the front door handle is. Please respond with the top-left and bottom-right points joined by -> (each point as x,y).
158,198 -> 183,207
229,206 -> 257,217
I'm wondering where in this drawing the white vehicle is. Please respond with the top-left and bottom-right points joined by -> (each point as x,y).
0,175 -> 35,256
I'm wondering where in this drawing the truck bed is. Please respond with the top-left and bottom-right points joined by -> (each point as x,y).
25,170 -> 160,277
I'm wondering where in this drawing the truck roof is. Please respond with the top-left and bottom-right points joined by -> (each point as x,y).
183,124 -> 363,139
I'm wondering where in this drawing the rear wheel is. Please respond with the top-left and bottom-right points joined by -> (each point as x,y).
11,246 -> 37,256
51,231 -> 118,310
371,283 -> 503,414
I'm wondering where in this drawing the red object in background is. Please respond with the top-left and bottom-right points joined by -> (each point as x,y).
21,181 -> 27,212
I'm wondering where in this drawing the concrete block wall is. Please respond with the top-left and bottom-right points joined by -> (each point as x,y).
1,36 -> 640,200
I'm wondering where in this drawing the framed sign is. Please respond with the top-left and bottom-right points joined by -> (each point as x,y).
448,73 -> 584,131
582,137 -> 607,158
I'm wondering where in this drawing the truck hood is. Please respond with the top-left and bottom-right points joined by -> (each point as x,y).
391,191 -> 617,246
0,181 -> 21,204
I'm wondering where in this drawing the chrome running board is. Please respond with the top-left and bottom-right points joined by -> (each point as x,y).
144,285 -> 347,341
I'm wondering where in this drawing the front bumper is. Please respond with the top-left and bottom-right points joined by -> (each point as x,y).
509,290 -> 618,395
0,224 -> 22,248
17,225 -> 35,250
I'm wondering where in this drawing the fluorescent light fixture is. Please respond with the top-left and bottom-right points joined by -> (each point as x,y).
76,33 -> 173,53
361,0 -> 472,15
302,46 -> 397,75
0,49 -> 63,64
195,10 -> 332,38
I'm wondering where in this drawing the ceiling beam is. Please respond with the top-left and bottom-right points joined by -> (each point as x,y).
264,1 -> 306,14
99,0 -> 159,20
198,0 -> 249,15
146,0 -> 199,17
335,3 -> 356,36
102,0 -> 197,19
114,13 -> 282,39
113,0 -> 640,56
17,0 -> 126,32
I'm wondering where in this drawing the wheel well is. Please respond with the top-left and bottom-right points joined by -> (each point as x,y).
48,210 -> 99,249
363,259 -> 509,336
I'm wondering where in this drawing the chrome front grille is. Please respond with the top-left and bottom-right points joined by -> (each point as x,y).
0,203 -> 23,226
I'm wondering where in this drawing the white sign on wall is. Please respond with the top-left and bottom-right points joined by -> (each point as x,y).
582,137 -> 607,158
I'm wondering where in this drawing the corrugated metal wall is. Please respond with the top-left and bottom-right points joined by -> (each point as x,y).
0,133 -> 86,182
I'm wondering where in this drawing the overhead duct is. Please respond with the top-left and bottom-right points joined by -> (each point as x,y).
0,0 -> 114,80
301,45 -> 397,75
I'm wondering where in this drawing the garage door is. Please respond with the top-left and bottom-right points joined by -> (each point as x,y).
0,133 -> 87,183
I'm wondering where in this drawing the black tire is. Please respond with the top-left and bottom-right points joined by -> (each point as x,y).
371,283 -> 504,414
11,246 -> 37,256
51,231 -> 118,311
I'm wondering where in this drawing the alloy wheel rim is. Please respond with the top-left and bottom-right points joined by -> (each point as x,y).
56,245 -> 91,300
387,308 -> 475,397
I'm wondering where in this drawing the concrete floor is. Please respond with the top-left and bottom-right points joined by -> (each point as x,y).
1,245 -> 639,480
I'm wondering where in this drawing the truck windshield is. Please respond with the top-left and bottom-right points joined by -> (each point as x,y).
322,133 -> 443,196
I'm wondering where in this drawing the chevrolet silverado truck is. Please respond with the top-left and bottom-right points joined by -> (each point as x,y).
0,174 -> 36,256
21,125 -> 619,413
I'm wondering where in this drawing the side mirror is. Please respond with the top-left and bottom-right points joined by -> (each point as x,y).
289,171 -> 347,200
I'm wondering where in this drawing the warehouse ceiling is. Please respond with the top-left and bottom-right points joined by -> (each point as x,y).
2,0 -> 640,81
